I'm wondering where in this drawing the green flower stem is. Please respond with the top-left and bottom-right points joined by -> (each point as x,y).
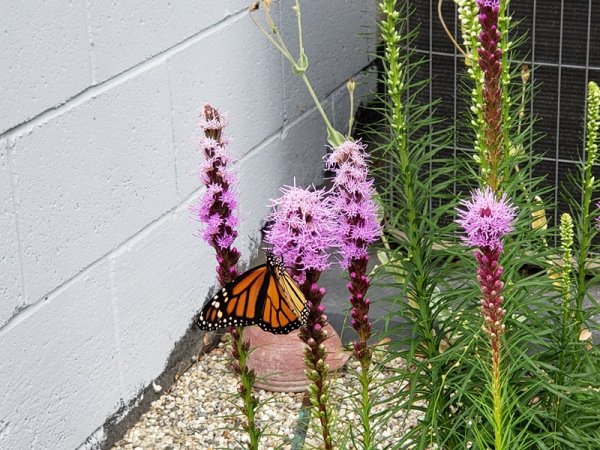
380,0 -> 407,170
554,213 -> 574,443
297,270 -> 334,450
306,356 -> 333,450
559,213 -> 574,374
575,82 -> 600,332
250,1 -> 345,147
491,343 -> 504,450
359,363 -> 373,450
300,74 -> 345,147
231,327 -> 260,450
380,2 -> 448,446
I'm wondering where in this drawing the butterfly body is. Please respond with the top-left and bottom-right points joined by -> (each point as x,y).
197,253 -> 308,334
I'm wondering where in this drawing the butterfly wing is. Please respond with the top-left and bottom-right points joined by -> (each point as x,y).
196,253 -> 309,335
276,269 -> 309,323
256,265 -> 306,334
196,264 -> 268,331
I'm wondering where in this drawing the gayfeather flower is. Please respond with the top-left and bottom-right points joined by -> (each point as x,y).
194,104 -> 240,285
326,140 -> 380,364
457,186 -> 515,450
327,140 -> 381,268
266,185 -> 337,285
456,187 -> 516,250
456,187 -> 516,341
265,185 -> 336,449
195,104 -> 260,448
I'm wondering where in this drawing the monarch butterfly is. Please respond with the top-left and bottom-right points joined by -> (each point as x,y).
196,252 -> 309,334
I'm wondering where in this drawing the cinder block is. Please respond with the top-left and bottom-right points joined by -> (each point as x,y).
235,101 -> 333,242
227,0 -> 251,14
0,1 -> 90,133
0,140 -> 24,326
88,1 -> 231,82
332,66 -> 378,136
110,206 -> 214,399
276,100 -> 333,187
0,262 -> 121,450
168,13 -> 284,198
280,0 -> 376,123
11,65 -> 177,305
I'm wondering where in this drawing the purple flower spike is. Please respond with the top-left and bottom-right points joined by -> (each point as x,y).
266,185 -> 336,441
327,139 -> 380,365
456,187 -> 516,250
326,140 -> 381,269
266,185 -> 337,285
195,104 -> 240,285
457,187 -> 515,349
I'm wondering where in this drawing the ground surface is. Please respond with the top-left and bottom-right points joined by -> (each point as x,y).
110,336 -> 422,450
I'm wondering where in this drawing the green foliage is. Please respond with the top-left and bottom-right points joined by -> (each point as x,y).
371,1 -> 600,449
370,0 -> 465,447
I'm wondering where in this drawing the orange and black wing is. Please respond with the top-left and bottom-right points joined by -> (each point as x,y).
275,268 -> 309,322
197,264 -> 269,331
255,252 -> 308,334
196,253 -> 309,335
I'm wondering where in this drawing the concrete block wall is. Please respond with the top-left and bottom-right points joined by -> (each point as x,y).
0,1 -> 377,448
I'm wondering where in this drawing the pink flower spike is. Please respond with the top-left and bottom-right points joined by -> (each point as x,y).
195,104 -> 240,285
266,185 -> 337,275
326,139 -> 381,365
456,187 -> 516,249
326,140 -> 381,269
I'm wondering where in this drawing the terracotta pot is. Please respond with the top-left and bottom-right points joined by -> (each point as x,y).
244,324 -> 350,392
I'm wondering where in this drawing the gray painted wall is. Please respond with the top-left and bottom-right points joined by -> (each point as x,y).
0,1 -> 377,448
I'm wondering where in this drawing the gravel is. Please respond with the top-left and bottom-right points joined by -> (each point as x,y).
111,335 -> 423,449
